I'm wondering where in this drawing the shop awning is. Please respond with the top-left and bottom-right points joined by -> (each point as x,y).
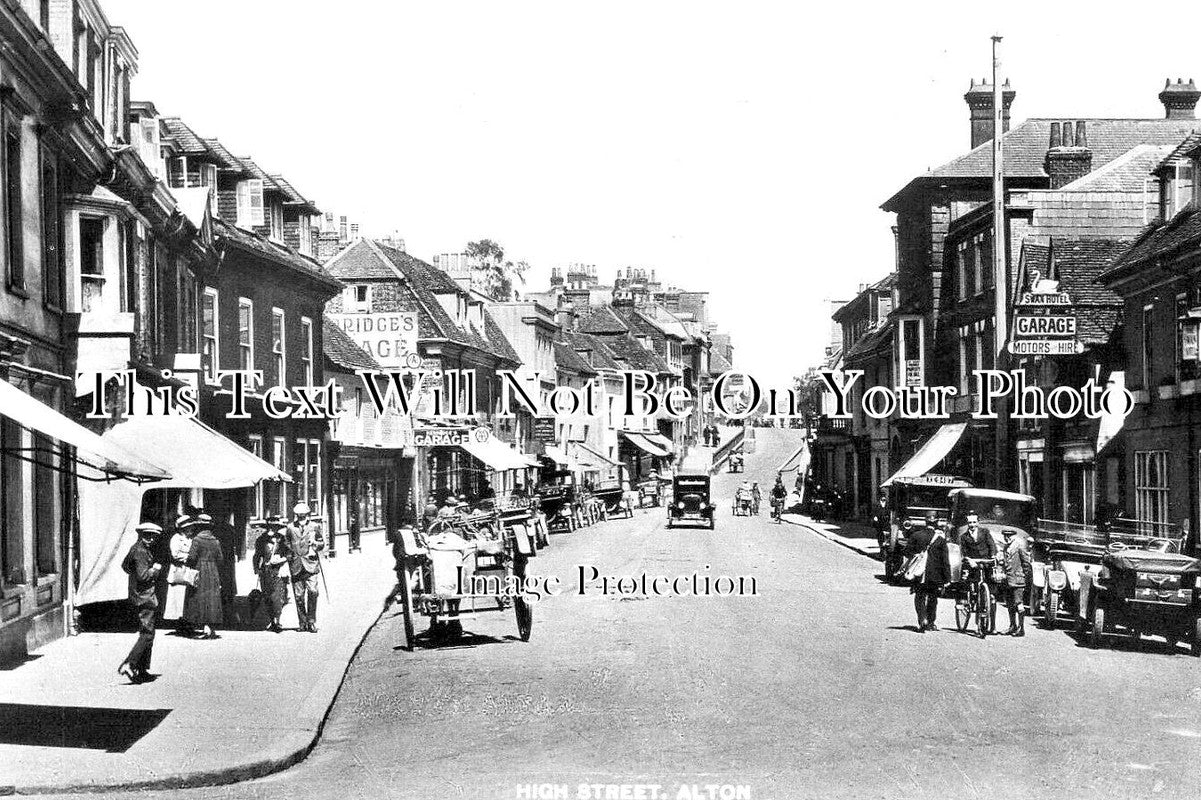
777,441 -> 810,476
572,442 -> 620,469
0,378 -> 168,481
880,422 -> 968,487
461,437 -> 531,472
101,414 -> 291,489
621,431 -> 672,458
644,432 -> 675,453
543,445 -> 581,470
1096,370 -> 1126,454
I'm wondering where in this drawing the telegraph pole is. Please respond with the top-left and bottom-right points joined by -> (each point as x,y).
992,35 -> 1011,489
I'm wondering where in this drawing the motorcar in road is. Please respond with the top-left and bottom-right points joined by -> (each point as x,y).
882,474 -> 973,583
1078,548 -> 1201,655
667,474 -> 714,529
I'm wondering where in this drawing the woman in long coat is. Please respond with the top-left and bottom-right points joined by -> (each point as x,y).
162,515 -> 195,635
184,514 -> 225,638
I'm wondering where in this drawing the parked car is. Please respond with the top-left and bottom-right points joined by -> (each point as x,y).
881,475 -> 973,583
1078,548 -> 1201,655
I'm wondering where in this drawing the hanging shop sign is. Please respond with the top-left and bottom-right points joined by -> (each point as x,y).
532,416 -> 557,444
1009,269 -> 1081,357
412,426 -> 472,447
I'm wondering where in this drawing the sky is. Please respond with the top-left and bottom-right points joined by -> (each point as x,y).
103,0 -> 1201,389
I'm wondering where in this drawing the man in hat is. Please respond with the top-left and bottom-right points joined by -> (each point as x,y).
284,503 -> 324,633
1000,527 -> 1032,637
119,522 -> 164,683
906,512 -> 951,633
252,517 -> 289,632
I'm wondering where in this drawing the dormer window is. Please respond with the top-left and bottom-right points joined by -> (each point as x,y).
236,179 -> 264,228
1163,162 -> 1195,218
268,200 -> 284,242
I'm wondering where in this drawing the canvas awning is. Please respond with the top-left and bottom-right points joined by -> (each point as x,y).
777,441 -> 810,476
543,445 -> 581,471
621,431 -> 671,458
880,422 -> 968,487
644,432 -> 674,452
571,442 -> 620,469
461,437 -> 531,471
0,378 -> 168,481
1096,370 -> 1126,454
101,414 -> 291,489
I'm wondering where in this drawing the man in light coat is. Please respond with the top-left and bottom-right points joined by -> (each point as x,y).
284,503 -> 325,633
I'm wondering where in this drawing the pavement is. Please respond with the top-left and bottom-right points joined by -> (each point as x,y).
0,529 -> 396,795
17,429 -> 1201,799
781,511 -> 881,558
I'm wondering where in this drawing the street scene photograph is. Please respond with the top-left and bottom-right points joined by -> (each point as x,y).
4,1 -> 1201,798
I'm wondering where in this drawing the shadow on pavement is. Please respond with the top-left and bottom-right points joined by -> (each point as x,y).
0,703 -> 171,752
1065,630 -> 1192,656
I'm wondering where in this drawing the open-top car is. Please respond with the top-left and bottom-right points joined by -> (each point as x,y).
1078,548 -> 1201,655
881,474 -> 973,582
668,474 -> 714,529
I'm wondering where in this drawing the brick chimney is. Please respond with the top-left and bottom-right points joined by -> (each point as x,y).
1161,78 -> 1201,119
555,299 -> 576,331
965,78 -> 1015,149
1046,121 -> 1092,189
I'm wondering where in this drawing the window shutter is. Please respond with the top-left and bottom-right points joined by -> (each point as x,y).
249,179 -> 264,226
236,180 -> 249,226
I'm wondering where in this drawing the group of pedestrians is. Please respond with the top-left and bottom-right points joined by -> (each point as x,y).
118,502 -> 326,685
905,511 -> 1032,636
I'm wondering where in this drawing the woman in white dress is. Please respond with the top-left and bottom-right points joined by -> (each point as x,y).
162,515 -> 195,635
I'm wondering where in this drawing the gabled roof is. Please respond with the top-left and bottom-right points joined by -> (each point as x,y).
1047,238 -> 1127,305
201,138 -> 248,173
483,312 -> 520,364
322,238 -> 399,280
323,318 -> 380,372
884,118 -> 1201,210
843,320 -> 894,366
578,305 -> 630,335
214,217 -> 342,293
237,157 -> 283,193
598,331 -> 672,373
554,340 -> 597,376
563,330 -> 622,371
160,117 -> 208,155
709,348 -> 732,374
1101,204 -> 1201,281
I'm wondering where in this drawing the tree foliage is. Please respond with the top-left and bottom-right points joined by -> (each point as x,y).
466,239 -> 529,301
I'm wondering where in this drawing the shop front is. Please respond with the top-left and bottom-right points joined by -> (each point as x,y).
331,448 -> 413,553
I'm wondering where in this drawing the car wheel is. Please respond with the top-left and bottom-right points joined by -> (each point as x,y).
1090,606 -> 1106,649
1044,591 -> 1059,629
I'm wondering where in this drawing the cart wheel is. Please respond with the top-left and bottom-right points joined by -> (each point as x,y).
399,574 -> 417,650
1044,591 -> 1059,630
1192,617 -> 1201,657
515,597 -> 533,641
954,602 -> 968,632
1090,606 -> 1106,649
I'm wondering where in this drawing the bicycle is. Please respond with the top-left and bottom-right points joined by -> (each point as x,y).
770,496 -> 784,523
955,558 -> 998,638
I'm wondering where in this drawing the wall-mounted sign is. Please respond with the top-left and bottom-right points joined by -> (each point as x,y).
1014,315 -> 1077,337
1007,340 -> 1085,356
1185,324 -> 1200,361
532,417 -> 557,444
412,427 -> 471,447
327,312 -> 419,368
905,359 -> 922,386
1018,291 -> 1072,306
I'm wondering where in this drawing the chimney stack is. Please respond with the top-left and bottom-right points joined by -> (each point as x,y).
555,300 -> 576,331
1046,120 -> 1093,189
1160,78 -> 1201,119
965,78 -> 1016,149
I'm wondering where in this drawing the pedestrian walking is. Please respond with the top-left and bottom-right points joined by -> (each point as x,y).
162,514 -> 197,636
252,517 -> 289,632
702,426 -> 711,447
118,522 -> 164,684
1000,528 -> 1032,637
183,513 -> 224,639
906,512 -> 951,633
285,502 -> 325,633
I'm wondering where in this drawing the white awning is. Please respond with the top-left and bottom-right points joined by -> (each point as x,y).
777,441 -> 810,475
621,431 -> 671,458
1096,370 -> 1126,454
543,445 -> 578,469
645,432 -> 674,452
101,414 -> 290,489
881,422 -> 968,487
461,437 -> 531,472
571,442 -> 620,468
0,378 -> 168,481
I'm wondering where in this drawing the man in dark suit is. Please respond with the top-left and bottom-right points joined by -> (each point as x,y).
906,512 -> 951,632
284,503 -> 325,633
119,522 -> 164,683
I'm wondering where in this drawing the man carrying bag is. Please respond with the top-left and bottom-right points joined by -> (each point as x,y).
904,512 -> 951,633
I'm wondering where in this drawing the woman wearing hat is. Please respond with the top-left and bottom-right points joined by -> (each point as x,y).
252,517 -> 289,632
183,513 -> 225,639
162,515 -> 196,636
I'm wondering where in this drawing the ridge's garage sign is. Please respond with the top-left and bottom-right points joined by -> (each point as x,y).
1014,315 -> 1077,337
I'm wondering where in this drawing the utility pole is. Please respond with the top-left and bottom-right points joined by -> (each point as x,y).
992,35 -> 1011,489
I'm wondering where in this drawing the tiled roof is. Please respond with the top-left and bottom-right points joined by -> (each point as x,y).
322,239 -> 399,280
566,331 -> 623,371
885,118 -> 1201,209
1048,238 -> 1127,305
843,320 -> 894,365
578,305 -> 630,335
201,139 -> 248,173
1022,240 -> 1052,279
214,218 -> 342,293
161,117 -> 208,155
1161,132 -> 1201,171
483,312 -> 520,364
709,348 -> 732,374
1059,144 -> 1175,191
322,318 -> 380,371
596,330 -> 671,373
1075,307 -> 1122,347
237,157 -> 283,193
554,340 -> 597,376
1101,204 -> 1201,280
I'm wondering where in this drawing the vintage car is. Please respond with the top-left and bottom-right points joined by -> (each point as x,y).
1078,548 -> 1201,655
1032,518 -> 1181,628
592,479 -> 633,519
947,488 -> 1037,550
667,474 -> 714,529
881,474 -> 973,583
535,472 -> 578,534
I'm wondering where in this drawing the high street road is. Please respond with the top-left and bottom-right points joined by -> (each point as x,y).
43,429 -> 1201,800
